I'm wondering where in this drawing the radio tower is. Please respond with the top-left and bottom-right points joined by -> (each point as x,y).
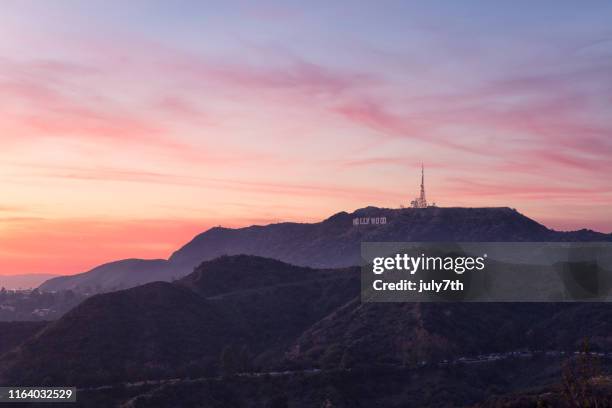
410,163 -> 428,208
419,163 -> 426,205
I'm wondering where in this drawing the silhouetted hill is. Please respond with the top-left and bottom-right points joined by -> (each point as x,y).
178,254 -> 356,297
39,259 -> 169,293
5,254 -> 612,407
0,281 -> 242,386
168,207 -> 555,269
38,207 -> 612,294
1,256 -> 358,386
183,255 -> 360,366
287,302 -> 560,368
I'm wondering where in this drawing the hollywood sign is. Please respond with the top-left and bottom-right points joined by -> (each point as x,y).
353,217 -> 387,226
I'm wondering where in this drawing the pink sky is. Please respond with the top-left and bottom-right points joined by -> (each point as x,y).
1,2 -> 611,275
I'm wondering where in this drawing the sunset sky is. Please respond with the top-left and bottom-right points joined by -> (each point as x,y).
1,1 -> 611,275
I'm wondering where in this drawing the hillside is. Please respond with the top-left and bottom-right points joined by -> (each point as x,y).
5,255 -> 612,389
0,256 -> 359,386
0,281 -> 242,386
39,259 -> 169,293
0,321 -> 47,355
287,301 -> 563,368
109,359 -> 573,408
4,255 -> 612,406
38,207 -> 612,294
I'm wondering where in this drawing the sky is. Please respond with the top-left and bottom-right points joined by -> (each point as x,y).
1,1 -> 611,275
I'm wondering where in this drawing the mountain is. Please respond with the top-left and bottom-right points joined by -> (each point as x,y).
167,206 -> 587,269
0,281 -> 242,386
39,259 -> 169,294
0,256 -> 359,386
38,207 -> 612,294
4,255 -> 612,406
182,255 -> 360,366
0,274 -> 58,290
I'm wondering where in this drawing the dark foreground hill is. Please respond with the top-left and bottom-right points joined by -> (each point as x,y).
39,207 -> 612,294
3,256 -> 612,385
0,256 -> 359,386
5,255 -> 612,406
106,358 -> 601,408
0,281 -> 241,385
286,302 -> 558,369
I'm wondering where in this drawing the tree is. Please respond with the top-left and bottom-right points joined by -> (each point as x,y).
561,338 -> 604,408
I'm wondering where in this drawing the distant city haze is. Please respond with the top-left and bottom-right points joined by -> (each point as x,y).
1,1 -> 611,275
0,274 -> 58,290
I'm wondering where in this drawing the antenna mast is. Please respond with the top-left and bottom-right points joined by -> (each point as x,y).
410,163 -> 428,208
420,163 -> 426,205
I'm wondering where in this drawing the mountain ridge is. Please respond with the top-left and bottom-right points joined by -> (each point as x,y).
0,255 -> 360,386
38,206 -> 612,294
4,254 -> 612,392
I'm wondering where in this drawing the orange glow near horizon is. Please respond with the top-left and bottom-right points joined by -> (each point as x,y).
1,3 -> 611,275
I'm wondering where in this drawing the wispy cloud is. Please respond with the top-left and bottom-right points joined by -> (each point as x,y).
1,1 -> 611,273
